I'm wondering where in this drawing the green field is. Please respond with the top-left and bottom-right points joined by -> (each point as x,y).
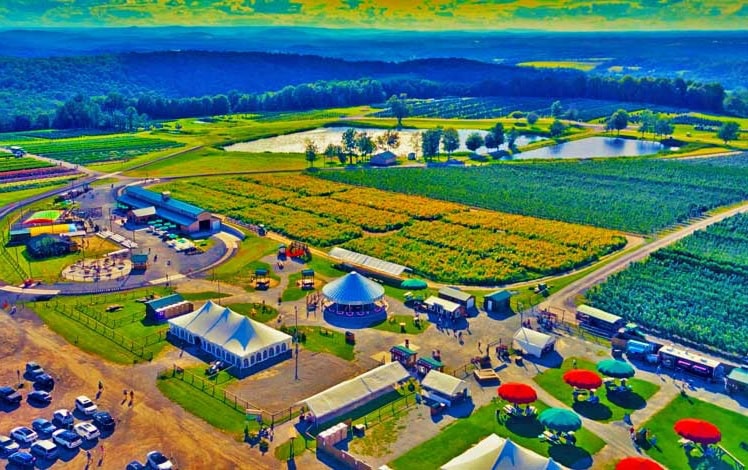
0,180 -> 74,208
0,156 -> 52,173
209,230 -> 279,291
284,325 -> 355,361
224,302 -> 279,324
517,61 -> 603,71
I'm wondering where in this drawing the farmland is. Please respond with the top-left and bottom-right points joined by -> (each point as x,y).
0,156 -> 52,173
317,156 -> 748,234
152,174 -> 625,285
586,213 -> 748,356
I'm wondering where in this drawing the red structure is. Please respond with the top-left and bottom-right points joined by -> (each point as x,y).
563,370 -> 603,390
497,383 -> 537,405
615,457 -> 663,470
674,419 -> 721,445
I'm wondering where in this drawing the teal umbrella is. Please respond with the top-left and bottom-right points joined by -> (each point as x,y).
169,233 -> 179,239
597,359 -> 636,379
539,408 -> 582,433
400,279 -> 428,290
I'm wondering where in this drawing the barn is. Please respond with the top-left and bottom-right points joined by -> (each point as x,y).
438,287 -> 476,310
119,186 -> 220,235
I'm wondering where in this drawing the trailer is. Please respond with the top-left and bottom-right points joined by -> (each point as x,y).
576,304 -> 626,338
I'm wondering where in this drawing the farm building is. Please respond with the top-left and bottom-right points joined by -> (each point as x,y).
26,234 -> 79,259
168,301 -> 292,374
439,287 -> 475,310
131,253 -> 149,270
328,247 -> 409,280
576,304 -> 625,337
118,186 -> 220,235
421,370 -> 469,407
322,271 -> 387,322
513,327 -> 556,358
145,294 -> 193,322
423,296 -> 463,320
726,367 -> 748,394
441,434 -> 566,470
370,151 -> 397,167
300,362 -> 410,427
658,345 -> 723,379
483,290 -> 512,314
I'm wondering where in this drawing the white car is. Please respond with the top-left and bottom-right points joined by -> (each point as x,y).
51,429 -> 82,449
146,450 -> 174,470
0,434 -> 20,455
10,426 -> 38,445
73,422 -> 100,441
74,395 -> 97,415
52,409 -> 74,428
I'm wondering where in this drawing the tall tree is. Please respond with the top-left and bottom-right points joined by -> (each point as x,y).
484,133 -> 497,150
507,129 -> 519,151
527,112 -> 539,125
323,143 -> 343,166
654,118 -> 673,139
421,128 -> 442,162
304,139 -> 318,168
356,132 -> 375,161
342,128 -> 357,164
550,100 -> 563,118
717,121 -> 740,144
387,94 -> 411,128
638,110 -> 656,137
465,132 -> 484,152
383,129 -> 400,151
442,127 -> 460,156
489,122 -> 505,149
607,109 -> 629,136
549,119 -> 565,138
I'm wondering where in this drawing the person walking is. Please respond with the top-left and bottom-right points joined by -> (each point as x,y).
572,359 -> 578,369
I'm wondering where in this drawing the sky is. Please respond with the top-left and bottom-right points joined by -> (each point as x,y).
0,0 -> 746,31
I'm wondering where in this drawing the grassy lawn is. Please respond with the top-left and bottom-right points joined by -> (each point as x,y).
285,325 -> 354,361
534,357 -> 660,423
517,60 -> 603,71
372,314 -> 430,335
90,177 -> 120,187
274,434 -> 316,461
211,233 -> 278,290
390,399 -> 606,470
281,271 -> 321,302
639,395 -> 748,470
179,291 -> 231,301
349,411 -> 408,458
225,302 -> 279,323
0,181 -> 77,208
306,256 -> 346,279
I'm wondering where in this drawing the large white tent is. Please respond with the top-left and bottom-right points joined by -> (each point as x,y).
513,327 -> 556,358
301,362 -> 410,426
168,301 -> 292,373
441,434 -> 567,470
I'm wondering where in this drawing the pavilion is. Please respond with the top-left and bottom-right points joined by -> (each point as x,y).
322,271 -> 387,324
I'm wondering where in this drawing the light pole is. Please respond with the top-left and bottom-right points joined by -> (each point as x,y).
294,306 -> 299,381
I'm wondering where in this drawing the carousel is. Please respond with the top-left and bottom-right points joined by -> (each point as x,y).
322,271 -> 388,325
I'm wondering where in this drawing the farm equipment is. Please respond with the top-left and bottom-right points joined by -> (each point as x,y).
287,241 -> 311,261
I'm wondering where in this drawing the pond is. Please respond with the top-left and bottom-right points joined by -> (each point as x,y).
224,127 -> 545,155
515,137 -> 664,159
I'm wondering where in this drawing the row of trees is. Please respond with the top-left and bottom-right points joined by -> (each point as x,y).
603,107 -> 741,144
304,128 -> 405,167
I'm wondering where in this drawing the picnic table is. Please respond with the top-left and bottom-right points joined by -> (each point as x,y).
105,304 -> 123,312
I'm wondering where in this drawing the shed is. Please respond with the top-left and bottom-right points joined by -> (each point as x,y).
145,294 -> 193,322
421,370 -> 469,406
424,296 -> 463,319
370,151 -> 397,167
513,328 -> 556,358
439,287 -> 475,309
727,367 -> 748,394
390,345 -> 417,368
131,253 -> 149,270
416,356 -> 444,375
483,290 -> 512,314
576,304 -> 624,335
129,206 -> 157,224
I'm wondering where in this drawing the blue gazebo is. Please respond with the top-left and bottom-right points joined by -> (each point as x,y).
322,271 -> 387,319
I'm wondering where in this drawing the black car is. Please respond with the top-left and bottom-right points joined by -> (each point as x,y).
0,385 -> 22,405
8,450 -> 36,468
27,390 -> 52,405
92,411 -> 115,431
33,373 -> 55,391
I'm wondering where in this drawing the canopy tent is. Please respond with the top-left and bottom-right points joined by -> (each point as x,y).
301,362 -> 410,425
168,301 -> 292,372
421,370 -> 469,401
322,271 -> 385,306
597,359 -> 636,379
615,457 -> 663,470
400,278 -> 428,290
23,209 -> 63,225
513,328 -> 556,358
538,408 -> 582,433
441,434 -> 567,470
497,383 -> 537,405
674,419 -> 721,445
563,370 -> 603,390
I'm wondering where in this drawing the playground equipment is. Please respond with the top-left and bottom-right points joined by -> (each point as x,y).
300,269 -> 315,290
254,268 -> 270,290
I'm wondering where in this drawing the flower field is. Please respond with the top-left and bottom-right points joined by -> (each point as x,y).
153,174 -> 625,284
16,135 -> 183,165
586,213 -> 748,356
0,156 -> 53,174
317,155 -> 748,234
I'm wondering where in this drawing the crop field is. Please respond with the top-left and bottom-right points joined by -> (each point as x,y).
15,135 -> 184,165
586,213 -> 748,356
370,97 -> 683,121
318,155 -> 748,234
152,174 -> 624,284
0,156 -> 52,173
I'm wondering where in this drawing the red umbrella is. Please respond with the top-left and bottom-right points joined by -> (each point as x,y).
615,457 -> 663,470
497,382 -> 537,405
563,369 -> 603,390
674,419 -> 721,445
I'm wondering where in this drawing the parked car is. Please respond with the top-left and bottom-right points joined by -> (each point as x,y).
25,362 -> 44,378
146,450 -> 174,469
7,451 -> 36,468
51,429 -> 82,449
127,461 -> 146,470
33,373 -> 55,391
0,434 -> 20,455
30,439 -> 58,460
10,426 -> 38,445
74,395 -> 97,415
27,390 -> 52,405
73,422 -> 100,441
52,409 -> 74,428
92,411 -> 115,431
0,385 -> 22,405
31,418 -> 56,436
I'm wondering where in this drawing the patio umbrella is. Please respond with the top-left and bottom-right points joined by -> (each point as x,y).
169,233 -> 179,239
497,383 -> 537,405
674,419 -> 721,445
597,359 -> 636,379
400,278 -> 428,290
563,369 -> 603,390
538,408 -> 582,433
615,457 -> 663,470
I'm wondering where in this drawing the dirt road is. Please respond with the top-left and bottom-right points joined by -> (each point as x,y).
542,201 -> 748,313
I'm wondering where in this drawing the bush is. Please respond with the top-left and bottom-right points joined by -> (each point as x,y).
527,112 -> 539,125
259,439 -> 270,452
510,111 -> 526,118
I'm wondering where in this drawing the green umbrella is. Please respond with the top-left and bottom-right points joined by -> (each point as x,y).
169,233 -> 179,239
400,279 -> 428,290
597,359 -> 636,379
539,408 -> 582,433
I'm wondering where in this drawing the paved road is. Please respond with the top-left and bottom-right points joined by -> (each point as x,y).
542,201 -> 748,313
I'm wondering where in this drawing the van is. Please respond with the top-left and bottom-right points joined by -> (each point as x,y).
30,440 -> 58,459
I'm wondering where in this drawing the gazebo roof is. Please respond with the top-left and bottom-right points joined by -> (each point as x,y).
322,271 -> 385,306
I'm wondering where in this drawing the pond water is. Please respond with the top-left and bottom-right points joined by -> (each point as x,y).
224,127 -> 545,155
515,137 -> 663,159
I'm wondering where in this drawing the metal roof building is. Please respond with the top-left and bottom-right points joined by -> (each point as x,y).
328,247 -> 409,278
119,186 -> 220,234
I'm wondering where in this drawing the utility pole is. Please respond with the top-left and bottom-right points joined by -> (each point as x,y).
294,305 -> 299,381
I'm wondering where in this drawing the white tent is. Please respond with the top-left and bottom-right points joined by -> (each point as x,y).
168,301 -> 292,372
441,434 -> 566,470
301,362 -> 410,425
513,328 -> 556,358
421,370 -> 469,405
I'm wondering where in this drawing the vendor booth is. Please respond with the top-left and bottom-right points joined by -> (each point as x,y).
390,345 -> 417,368
513,328 -> 556,358
417,356 -> 444,375
424,296 -> 463,320
421,370 -> 469,407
